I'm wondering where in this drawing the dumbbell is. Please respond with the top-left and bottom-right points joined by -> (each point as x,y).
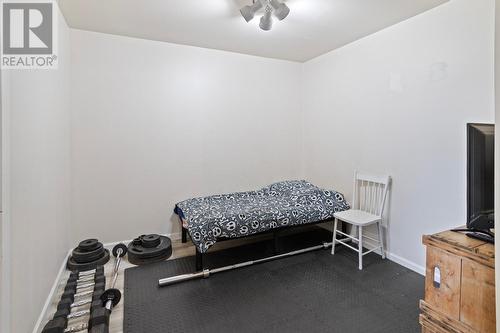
60,280 -> 106,308
44,297 -> 104,333
57,289 -> 104,312
54,286 -> 105,319
65,277 -> 105,293
64,268 -> 104,292
67,267 -> 104,282
41,317 -> 88,333
59,289 -> 95,306
71,266 -> 104,277
46,285 -> 107,333
64,274 -> 105,291
54,268 -> 106,317
67,271 -> 104,285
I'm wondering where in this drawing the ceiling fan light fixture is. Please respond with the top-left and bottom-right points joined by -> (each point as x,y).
269,0 -> 290,21
240,0 -> 263,22
259,6 -> 273,31
240,0 -> 289,31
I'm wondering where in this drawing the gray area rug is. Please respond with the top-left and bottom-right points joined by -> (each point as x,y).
124,227 -> 423,333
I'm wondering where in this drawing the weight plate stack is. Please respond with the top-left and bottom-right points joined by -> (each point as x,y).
127,234 -> 172,265
67,238 -> 110,271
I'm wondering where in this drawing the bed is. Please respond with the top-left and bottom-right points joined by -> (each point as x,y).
174,180 -> 350,270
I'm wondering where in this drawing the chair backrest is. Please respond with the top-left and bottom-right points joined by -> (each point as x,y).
352,171 -> 391,217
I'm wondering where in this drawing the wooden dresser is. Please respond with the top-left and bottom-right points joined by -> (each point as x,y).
420,229 -> 495,333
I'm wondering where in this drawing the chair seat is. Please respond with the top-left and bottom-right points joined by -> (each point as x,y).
333,209 -> 381,226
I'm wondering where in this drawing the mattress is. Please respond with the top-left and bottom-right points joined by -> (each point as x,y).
175,180 -> 350,253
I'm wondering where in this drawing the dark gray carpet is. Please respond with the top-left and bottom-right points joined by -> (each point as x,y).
124,227 -> 423,333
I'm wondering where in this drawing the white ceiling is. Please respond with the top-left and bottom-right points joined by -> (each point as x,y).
58,0 -> 448,62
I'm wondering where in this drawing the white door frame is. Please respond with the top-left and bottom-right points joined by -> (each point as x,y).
495,1 -> 500,331
0,69 -> 11,333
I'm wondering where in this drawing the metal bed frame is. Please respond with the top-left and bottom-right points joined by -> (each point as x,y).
157,217 -> 348,287
180,217 -> 347,271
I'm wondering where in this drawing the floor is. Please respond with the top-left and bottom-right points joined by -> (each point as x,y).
39,227 -> 422,333
124,229 -> 423,333
38,233 -> 277,333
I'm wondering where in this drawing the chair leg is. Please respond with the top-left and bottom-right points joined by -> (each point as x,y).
331,218 -> 339,255
358,225 -> 363,270
377,222 -> 386,259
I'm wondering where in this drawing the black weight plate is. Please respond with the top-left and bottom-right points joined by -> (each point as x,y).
101,288 -> 122,307
112,243 -> 128,258
127,246 -> 172,265
72,243 -> 104,262
72,243 -> 105,263
78,239 -> 100,251
127,245 -> 169,259
67,249 -> 110,272
140,234 -> 161,248
127,236 -> 172,259
127,236 -> 172,265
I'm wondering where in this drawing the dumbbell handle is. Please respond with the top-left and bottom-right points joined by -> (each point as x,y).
74,289 -> 93,298
111,256 -> 122,289
105,300 -> 113,311
113,249 -> 123,275
70,298 -> 91,308
72,275 -> 96,283
75,282 -> 95,290
64,323 -> 88,333
86,244 -> 125,333
67,309 -> 90,320
77,269 -> 98,277
96,248 -> 123,325
43,318 -> 88,333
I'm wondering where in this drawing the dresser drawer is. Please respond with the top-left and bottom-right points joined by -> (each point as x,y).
420,300 -> 478,333
424,246 -> 461,319
460,259 -> 496,333
421,327 -> 437,333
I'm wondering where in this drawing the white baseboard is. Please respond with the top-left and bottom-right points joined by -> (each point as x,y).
102,232 -> 182,248
386,252 -> 425,276
353,231 -> 425,276
32,247 -> 72,333
32,232 -> 181,333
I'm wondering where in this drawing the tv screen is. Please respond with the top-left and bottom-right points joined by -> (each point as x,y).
467,123 -> 494,230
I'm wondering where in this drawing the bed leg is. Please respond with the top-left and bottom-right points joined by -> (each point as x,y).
195,249 -> 203,271
182,227 -> 187,243
273,231 -> 279,254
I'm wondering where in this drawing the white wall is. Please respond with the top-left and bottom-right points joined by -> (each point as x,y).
1,5 -> 72,333
301,0 -> 495,272
70,30 -> 302,244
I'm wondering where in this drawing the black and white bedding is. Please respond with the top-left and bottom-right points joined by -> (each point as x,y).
175,180 -> 350,253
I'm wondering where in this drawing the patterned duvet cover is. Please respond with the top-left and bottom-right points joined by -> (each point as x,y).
175,180 -> 350,253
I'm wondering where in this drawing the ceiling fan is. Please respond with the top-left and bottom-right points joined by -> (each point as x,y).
240,0 -> 290,31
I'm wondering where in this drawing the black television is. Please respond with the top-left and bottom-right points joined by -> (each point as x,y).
466,123 -> 494,234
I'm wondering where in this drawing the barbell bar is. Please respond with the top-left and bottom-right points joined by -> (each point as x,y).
159,241 -> 333,287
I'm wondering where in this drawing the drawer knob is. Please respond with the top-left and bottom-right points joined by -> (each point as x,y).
433,266 -> 441,288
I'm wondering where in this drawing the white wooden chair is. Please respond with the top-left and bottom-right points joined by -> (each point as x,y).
331,171 -> 391,270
